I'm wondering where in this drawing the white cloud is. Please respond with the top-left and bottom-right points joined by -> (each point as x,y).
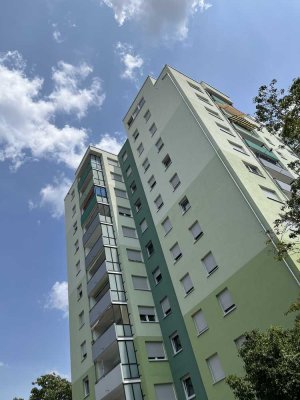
0,361 -> 5,367
101,0 -> 212,41
39,174 -> 72,218
116,42 -> 144,82
0,51 -> 105,170
53,30 -> 63,43
45,281 -> 69,318
95,133 -> 124,154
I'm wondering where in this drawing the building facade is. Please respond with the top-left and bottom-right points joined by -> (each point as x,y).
65,66 -> 300,400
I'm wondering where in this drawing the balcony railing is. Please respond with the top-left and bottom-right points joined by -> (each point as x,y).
87,261 -> 108,296
245,139 -> 279,162
95,363 -> 123,400
81,195 -> 97,226
83,214 -> 101,247
79,179 -> 94,208
258,157 -> 294,181
85,236 -> 104,269
90,290 -> 126,327
78,164 -> 92,192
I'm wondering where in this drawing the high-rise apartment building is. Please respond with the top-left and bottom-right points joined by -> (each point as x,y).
65,65 -> 300,400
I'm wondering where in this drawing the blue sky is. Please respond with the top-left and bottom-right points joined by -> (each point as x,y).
0,0 -> 299,398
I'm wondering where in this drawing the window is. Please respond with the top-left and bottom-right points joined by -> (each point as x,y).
146,342 -> 166,360
77,284 -> 83,300
260,186 -> 281,202
170,243 -> 182,262
132,276 -> 149,290
192,310 -> 208,335
265,137 -> 275,146
115,188 -> 127,198
126,166 -> 132,177
130,181 -> 137,194
155,138 -> 164,152
244,163 -> 263,176
216,122 -> 234,136
149,123 -> 157,136
72,205 -> 76,217
148,175 -> 156,190
188,81 -> 203,92
161,297 -> 171,317
170,173 -> 181,190
140,218 -> 148,233
127,249 -> 143,262
79,311 -> 85,328
118,206 -> 131,217
217,288 -> 236,314
132,129 -> 139,141
138,306 -> 156,322
162,217 -> 172,235
108,158 -> 119,167
75,260 -> 81,275
170,332 -> 182,354
162,154 -> 172,169
122,151 -> 128,161
206,354 -> 225,383
154,384 -> 176,400
111,172 -> 123,182
235,335 -> 246,350
146,241 -> 154,257
205,107 -> 223,120
182,375 -> 195,400
153,267 -> 162,284
155,195 -> 164,210
144,109 -> 151,122
81,341 -> 87,360
135,198 -> 142,212
83,377 -> 90,397
142,158 -> 150,173
229,140 -> 247,155
196,93 -> 211,104
122,226 -> 137,238
180,274 -> 194,295
202,252 -> 218,275
137,143 -> 144,156
73,221 -> 78,235
179,196 -> 191,213
127,97 -> 145,127
189,221 -> 203,241
71,189 -> 75,201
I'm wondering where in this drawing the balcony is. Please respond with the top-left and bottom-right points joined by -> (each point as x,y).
78,163 -> 92,192
87,261 -> 108,297
258,157 -> 294,183
95,363 -> 124,400
83,214 -> 101,247
90,289 -> 112,327
79,179 -> 94,209
81,195 -> 97,226
245,139 -> 279,162
85,237 -> 104,269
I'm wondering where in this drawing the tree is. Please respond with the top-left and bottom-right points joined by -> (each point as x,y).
226,300 -> 300,399
29,373 -> 72,400
254,78 -> 300,258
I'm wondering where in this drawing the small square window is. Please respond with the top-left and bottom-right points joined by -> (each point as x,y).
162,154 -> 172,169
122,152 -> 128,162
196,93 -> 211,104
135,198 -> 142,213
217,288 -> 236,315
170,332 -> 182,354
182,375 -> 195,400
229,140 -> 247,155
155,195 -> 164,210
180,274 -> 194,295
111,172 -> 123,182
149,123 -> 157,136
216,122 -> 235,136
187,81 -> 203,93
79,311 -> 85,328
146,342 -> 166,360
144,109 -> 151,122
205,107 -> 223,120
83,377 -> 90,397
118,206 -> 132,217
192,310 -> 208,335
155,138 -> 164,152
77,284 -> 83,300
72,205 -> 76,217
146,241 -> 154,257
75,260 -> 81,275
108,158 -> 119,167
133,129 -> 140,141
71,190 -> 75,201
122,226 -> 137,239
73,221 -> 78,235
244,163 -> 263,176
179,196 -> 191,213
132,276 -> 149,291
170,174 -> 181,191
142,158 -> 150,172
148,175 -> 156,190
161,297 -> 171,317
138,306 -> 156,322
137,143 -> 144,156
115,188 -> 127,199
260,186 -> 281,202
140,218 -> 148,233
235,335 -> 246,350
189,221 -> 203,241
202,252 -> 218,275
170,243 -> 182,262
126,166 -> 132,177
153,267 -> 162,285
127,249 -> 143,262
206,353 -> 225,383
130,181 -> 137,194
162,217 -> 172,235
81,341 -> 87,360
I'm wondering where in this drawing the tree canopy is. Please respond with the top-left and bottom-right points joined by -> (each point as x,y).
29,373 -> 72,400
254,78 -> 300,257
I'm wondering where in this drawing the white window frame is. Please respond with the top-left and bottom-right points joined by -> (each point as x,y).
170,243 -> 182,262
170,332 -> 182,355
170,173 -> 181,191
181,375 -> 195,400
202,251 -> 218,275
155,195 -> 164,210
189,221 -> 203,241
138,306 -> 157,322
217,288 -> 236,315
180,274 -> 194,295
206,353 -> 225,383
146,341 -> 166,361
162,217 -> 172,235
161,296 -> 171,317
153,267 -> 162,285
192,310 -> 208,335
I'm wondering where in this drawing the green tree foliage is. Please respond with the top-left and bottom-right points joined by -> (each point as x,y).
254,78 -> 300,257
29,373 -> 72,400
226,301 -> 300,399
